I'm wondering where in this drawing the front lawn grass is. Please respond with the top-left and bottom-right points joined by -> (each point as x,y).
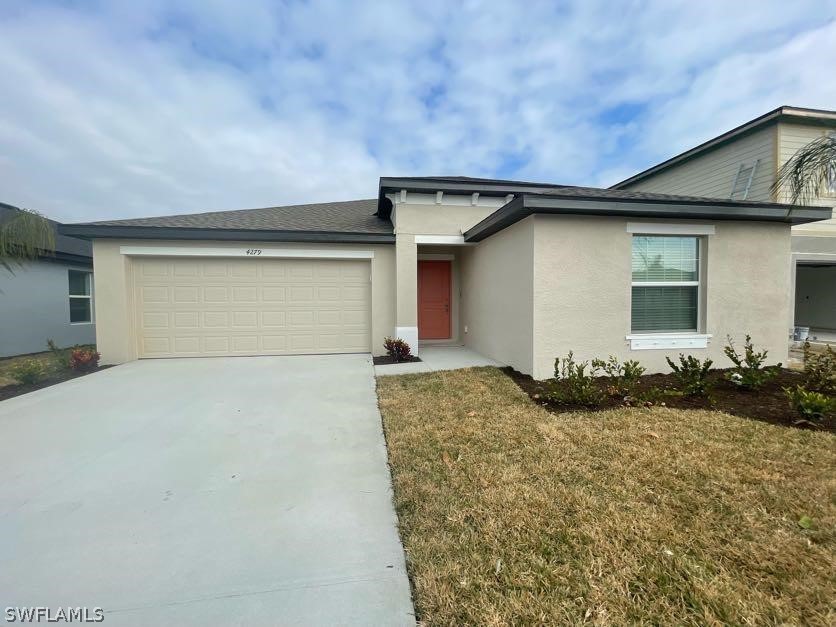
377,367 -> 836,626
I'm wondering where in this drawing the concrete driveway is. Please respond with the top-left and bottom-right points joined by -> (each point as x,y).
0,355 -> 414,626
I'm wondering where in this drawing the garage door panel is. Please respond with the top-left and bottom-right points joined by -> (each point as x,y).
232,311 -> 259,328
203,336 -> 230,353
174,337 -> 201,354
141,286 -> 169,303
134,257 -> 370,357
142,312 -> 170,329
262,286 -> 286,302
174,312 -> 199,328
173,262 -> 200,277
203,311 -> 229,327
203,286 -> 229,302
261,311 -> 286,327
174,286 -> 199,303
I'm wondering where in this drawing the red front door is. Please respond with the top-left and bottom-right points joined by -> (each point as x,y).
418,260 -> 451,340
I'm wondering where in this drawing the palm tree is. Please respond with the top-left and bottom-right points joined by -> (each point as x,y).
0,207 -> 56,273
772,133 -> 836,205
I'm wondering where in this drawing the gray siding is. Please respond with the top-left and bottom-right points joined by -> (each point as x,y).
622,125 -> 777,202
0,260 -> 96,357
777,122 -> 836,236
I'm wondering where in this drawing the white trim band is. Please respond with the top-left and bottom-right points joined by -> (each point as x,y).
627,223 -> 715,235
626,333 -> 712,350
119,246 -> 375,259
414,235 -> 467,245
395,326 -> 419,354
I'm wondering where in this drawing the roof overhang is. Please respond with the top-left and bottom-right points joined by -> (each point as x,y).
58,224 -> 395,245
379,176 -> 562,197
612,106 -> 836,189
464,194 -> 832,242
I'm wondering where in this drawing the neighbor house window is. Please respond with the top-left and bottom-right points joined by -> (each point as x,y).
68,270 -> 93,323
828,133 -> 836,194
631,236 -> 699,333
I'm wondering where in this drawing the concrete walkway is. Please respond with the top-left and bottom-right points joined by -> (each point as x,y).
0,355 -> 414,626
374,345 -> 503,376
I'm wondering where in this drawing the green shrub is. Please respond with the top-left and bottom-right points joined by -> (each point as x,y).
383,337 -> 412,362
723,334 -> 781,389
803,341 -> 836,394
46,338 -> 71,370
784,385 -> 836,422
592,355 -> 646,395
550,352 -> 604,406
665,354 -> 714,396
9,359 -> 45,385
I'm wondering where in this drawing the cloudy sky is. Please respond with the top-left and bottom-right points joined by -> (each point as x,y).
0,1 -> 834,222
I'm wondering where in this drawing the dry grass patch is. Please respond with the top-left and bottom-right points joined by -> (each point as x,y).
377,367 -> 836,626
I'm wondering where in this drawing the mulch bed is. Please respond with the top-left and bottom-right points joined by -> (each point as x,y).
0,368 -> 108,402
503,366 -> 836,433
372,355 -> 422,365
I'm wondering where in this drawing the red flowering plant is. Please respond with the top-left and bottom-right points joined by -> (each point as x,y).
69,348 -> 100,372
383,337 -> 412,362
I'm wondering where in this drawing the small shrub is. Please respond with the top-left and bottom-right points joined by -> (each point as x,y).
9,359 -> 45,385
383,337 -> 412,363
46,338 -> 71,370
592,355 -> 646,395
803,341 -> 836,394
723,334 -> 781,389
550,352 -> 604,406
784,385 -> 836,422
665,354 -> 714,396
69,348 -> 100,372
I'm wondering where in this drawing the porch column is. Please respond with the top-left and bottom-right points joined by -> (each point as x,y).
395,232 -> 419,352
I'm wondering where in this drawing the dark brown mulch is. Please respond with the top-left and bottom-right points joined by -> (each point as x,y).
502,366 -> 836,434
373,355 -> 422,365
0,368 -> 108,402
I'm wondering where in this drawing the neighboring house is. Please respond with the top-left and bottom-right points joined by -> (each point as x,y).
612,106 -> 836,340
60,177 -> 830,380
0,202 -> 96,358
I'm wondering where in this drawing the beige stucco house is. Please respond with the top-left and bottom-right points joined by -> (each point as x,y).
613,106 -> 836,340
61,176 -> 830,379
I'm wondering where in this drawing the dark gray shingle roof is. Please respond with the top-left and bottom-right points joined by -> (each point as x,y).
81,198 -> 391,234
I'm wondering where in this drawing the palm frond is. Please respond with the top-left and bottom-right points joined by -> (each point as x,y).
772,134 -> 836,205
0,208 -> 56,273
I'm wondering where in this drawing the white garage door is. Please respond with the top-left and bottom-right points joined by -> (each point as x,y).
133,257 -> 371,357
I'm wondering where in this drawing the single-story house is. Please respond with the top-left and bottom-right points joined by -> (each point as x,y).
60,176 -> 831,379
1,202 -> 96,358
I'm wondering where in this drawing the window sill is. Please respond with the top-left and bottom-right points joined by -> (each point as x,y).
70,321 -> 95,326
626,333 -> 711,350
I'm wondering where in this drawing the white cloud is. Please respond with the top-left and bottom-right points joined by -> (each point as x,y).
0,0 -> 832,221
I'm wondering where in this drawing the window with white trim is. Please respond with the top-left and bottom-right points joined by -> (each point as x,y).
827,132 -> 836,194
631,235 -> 700,333
68,270 -> 93,324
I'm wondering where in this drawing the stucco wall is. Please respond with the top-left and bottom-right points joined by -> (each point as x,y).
392,202 -> 497,235
460,217 -> 534,374
390,198 -> 499,346
0,259 -> 96,357
92,239 -> 395,364
530,215 -> 791,379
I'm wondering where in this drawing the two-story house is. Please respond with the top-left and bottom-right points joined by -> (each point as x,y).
613,106 -> 836,342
